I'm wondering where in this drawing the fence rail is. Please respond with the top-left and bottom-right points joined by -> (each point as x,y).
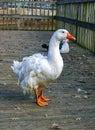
56,0 -> 95,53
57,0 -> 95,4
55,16 -> 95,31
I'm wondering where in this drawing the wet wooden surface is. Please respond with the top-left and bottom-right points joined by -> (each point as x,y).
0,31 -> 95,130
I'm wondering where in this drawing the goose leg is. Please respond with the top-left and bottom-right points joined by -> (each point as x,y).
34,88 -> 48,107
39,88 -> 51,102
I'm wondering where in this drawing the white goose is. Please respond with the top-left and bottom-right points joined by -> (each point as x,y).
42,39 -> 70,53
11,29 -> 76,106
60,39 -> 70,53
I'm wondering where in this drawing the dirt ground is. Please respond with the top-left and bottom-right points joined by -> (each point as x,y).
0,31 -> 95,130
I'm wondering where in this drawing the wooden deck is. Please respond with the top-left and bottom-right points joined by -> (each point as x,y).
0,31 -> 95,130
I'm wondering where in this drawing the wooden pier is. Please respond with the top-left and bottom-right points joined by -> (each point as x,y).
0,31 -> 95,130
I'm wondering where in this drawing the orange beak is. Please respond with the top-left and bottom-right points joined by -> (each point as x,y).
66,32 -> 76,41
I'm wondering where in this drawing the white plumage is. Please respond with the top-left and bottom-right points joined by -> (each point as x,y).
41,39 -> 70,53
11,29 -> 76,106
60,39 -> 69,53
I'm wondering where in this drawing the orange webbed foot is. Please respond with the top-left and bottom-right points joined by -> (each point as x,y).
34,88 -> 50,107
37,98 -> 48,107
39,89 -> 51,102
40,95 -> 51,102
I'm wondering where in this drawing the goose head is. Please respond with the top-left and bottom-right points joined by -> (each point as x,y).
53,29 -> 76,42
49,29 -> 76,51
48,29 -> 76,60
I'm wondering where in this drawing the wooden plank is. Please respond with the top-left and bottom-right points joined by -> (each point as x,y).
0,14 -> 53,19
57,0 -> 95,4
55,16 -> 95,31
56,0 -> 95,53
0,31 -> 95,130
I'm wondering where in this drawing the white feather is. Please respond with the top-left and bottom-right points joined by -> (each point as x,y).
60,39 -> 70,53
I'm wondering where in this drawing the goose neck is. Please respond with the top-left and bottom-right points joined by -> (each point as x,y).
47,38 -> 61,61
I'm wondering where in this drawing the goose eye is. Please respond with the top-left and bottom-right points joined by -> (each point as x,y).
62,31 -> 64,33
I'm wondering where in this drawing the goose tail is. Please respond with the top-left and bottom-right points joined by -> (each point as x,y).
11,60 -> 22,77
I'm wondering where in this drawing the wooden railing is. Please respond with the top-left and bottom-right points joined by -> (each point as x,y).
56,0 -> 95,53
0,0 -> 56,30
